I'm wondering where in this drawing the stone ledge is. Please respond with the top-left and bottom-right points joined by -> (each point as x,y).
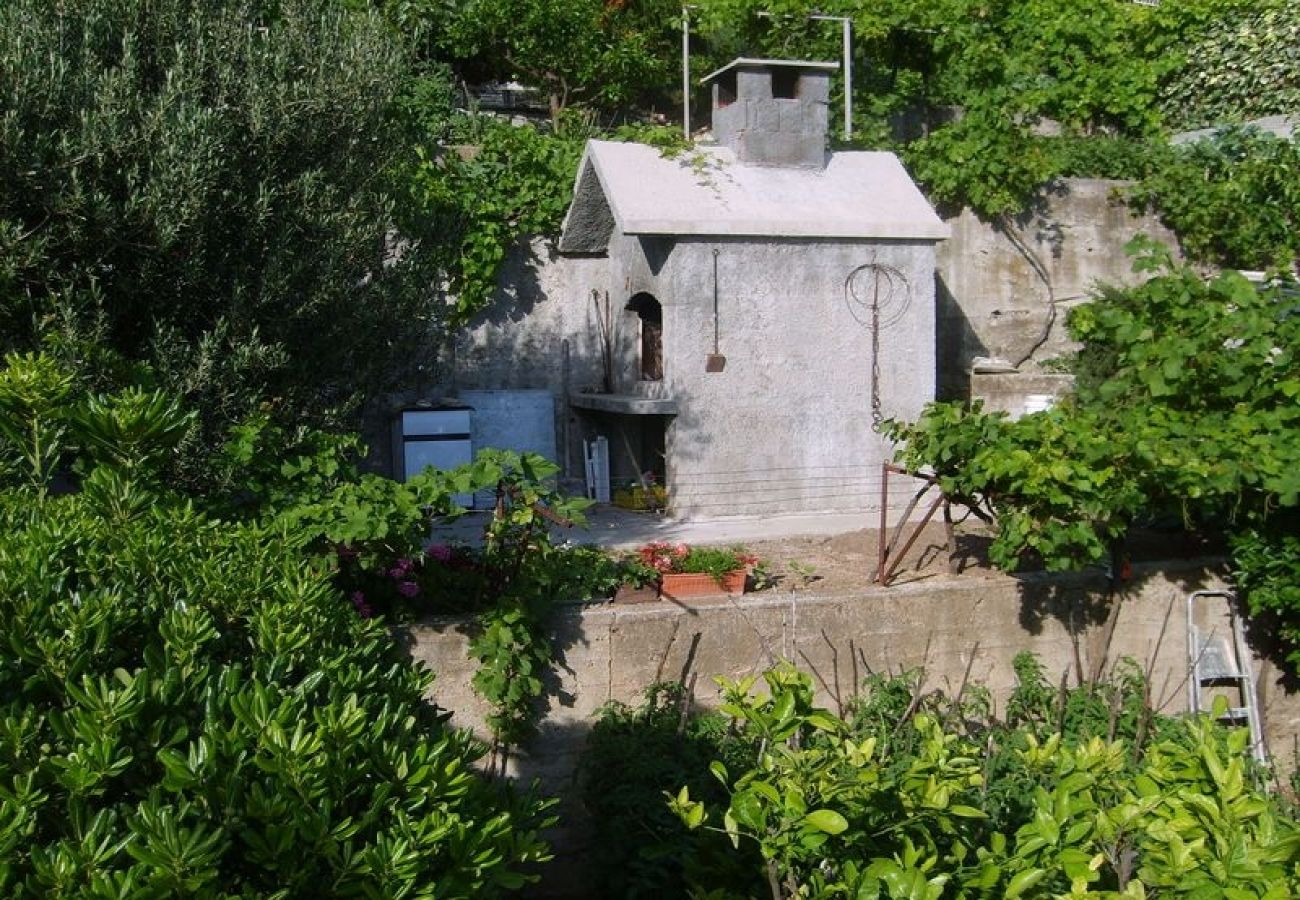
569,393 -> 678,415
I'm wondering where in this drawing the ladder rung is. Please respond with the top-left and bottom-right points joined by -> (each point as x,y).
1217,707 -> 1251,721
1195,637 -> 1243,680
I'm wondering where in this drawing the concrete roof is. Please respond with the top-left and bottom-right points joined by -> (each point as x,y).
701,57 -> 839,85
559,140 -> 950,251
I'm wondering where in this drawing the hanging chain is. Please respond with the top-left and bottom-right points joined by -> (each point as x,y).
845,262 -> 910,434
870,273 -> 884,432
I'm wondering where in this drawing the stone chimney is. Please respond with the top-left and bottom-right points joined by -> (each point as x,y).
701,58 -> 837,168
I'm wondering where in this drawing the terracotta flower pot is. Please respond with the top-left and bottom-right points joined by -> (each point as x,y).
660,569 -> 746,600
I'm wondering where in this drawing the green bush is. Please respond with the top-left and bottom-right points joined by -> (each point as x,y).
0,355 -> 553,897
670,659 -> 1300,898
582,684 -> 763,899
1129,128 -> 1300,272
0,486 -> 554,897
0,0 -> 446,490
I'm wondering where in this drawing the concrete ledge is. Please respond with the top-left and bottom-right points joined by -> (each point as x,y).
569,393 -> 678,415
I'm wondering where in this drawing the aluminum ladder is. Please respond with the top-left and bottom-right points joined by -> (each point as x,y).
1186,590 -> 1266,763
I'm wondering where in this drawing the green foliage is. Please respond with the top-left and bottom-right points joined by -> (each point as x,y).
905,112 -> 1059,220
435,0 -> 677,121
465,452 -> 595,746
0,352 -> 76,492
0,362 -> 553,897
0,0 -> 447,489
410,119 -> 585,323
1159,0 -> 1300,131
669,660 -> 1300,898
1129,128 -> 1300,272
681,546 -> 755,580
886,400 -> 1144,571
581,683 -> 763,898
891,244 -> 1300,666
1230,519 -> 1300,669
219,420 -> 600,747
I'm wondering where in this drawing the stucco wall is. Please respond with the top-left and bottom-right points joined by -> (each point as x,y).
452,233 -> 938,519
444,178 -> 1178,510
657,237 -> 936,517
936,178 -> 1180,401
408,562 -> 1300,898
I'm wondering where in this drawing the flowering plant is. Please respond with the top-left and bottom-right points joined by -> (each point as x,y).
637,542 -> 759,580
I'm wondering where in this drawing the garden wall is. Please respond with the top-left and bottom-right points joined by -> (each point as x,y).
935,177 -> 1179,407
406,560 -> 1300,898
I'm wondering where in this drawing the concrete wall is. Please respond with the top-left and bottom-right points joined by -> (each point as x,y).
658,237 -> 935,517
451,233 -> 937,519
444,177 -> 1177,507
408,562 -> 1300,897
936,178 -> 1180,403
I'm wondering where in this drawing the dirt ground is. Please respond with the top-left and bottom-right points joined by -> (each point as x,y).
740,523 -> 993,594
738,522 -> 1225,595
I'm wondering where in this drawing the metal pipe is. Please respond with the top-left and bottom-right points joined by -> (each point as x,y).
681,7 -> 691,140
810,14 -> 852,140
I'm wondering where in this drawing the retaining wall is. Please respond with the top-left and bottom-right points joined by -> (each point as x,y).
407,561 -> 1300,896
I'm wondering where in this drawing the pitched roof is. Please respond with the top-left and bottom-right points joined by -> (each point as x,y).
559,140 -> 949,253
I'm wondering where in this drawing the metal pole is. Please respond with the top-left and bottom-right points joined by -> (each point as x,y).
842,16 -> 852,140
681,8 -> 691,140
811,14 -> 852,141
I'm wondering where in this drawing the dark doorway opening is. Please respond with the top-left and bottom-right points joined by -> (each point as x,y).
626,293 -> 663,382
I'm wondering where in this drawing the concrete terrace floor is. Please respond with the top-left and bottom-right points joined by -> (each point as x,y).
428,504 -> 873,550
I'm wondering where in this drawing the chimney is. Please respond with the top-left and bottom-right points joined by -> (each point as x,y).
701,58 -> 837,168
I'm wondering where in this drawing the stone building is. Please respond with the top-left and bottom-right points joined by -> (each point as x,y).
449,58 -> 949,518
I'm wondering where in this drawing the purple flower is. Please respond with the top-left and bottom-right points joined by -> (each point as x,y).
388,557 -> 414,578
396,580 -> 420,598
349,590 -> 373,618
428,544 -> 453,563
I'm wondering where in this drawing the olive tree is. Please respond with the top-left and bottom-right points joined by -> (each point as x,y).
0,0 -> 445,487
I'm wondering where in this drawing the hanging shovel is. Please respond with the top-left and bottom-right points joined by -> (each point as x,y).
706,248 -> 726,372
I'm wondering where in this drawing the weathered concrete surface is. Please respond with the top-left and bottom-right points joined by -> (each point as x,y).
445,176 -> 1178,509
659,237 -> 936,517
936,178 -> 1179,402
562,141 -> 948,242
970,372 -> 1074,418
408,561 -> 1300,897
1173,113 -> 1298,146
459,179 -> 944,519
704,59 -> 837,169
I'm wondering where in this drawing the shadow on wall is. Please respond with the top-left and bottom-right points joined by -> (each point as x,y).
474,238 -> 550,329
451,240 -> 573,393
1011,563 -> 1218,715
1010,179 -> 1069,262
935,273 -> 986,401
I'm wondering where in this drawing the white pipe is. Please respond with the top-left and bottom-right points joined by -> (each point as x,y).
810,14 -> 852,141
682,8 -> 691,140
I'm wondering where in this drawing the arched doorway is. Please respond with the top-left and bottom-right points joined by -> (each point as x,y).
625,293 -> 663,382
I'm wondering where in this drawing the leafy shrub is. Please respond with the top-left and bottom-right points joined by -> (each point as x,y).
409,118 -> 585,323
582,684 -> 762,899
0,355 -> 554,896
0,0 -> 447,490
0,486 -> 553,898
1159,0 -> 1300,130
670,660 -> 1300,898
1129,128 -> 1300,272
889,245 -> 1300,622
